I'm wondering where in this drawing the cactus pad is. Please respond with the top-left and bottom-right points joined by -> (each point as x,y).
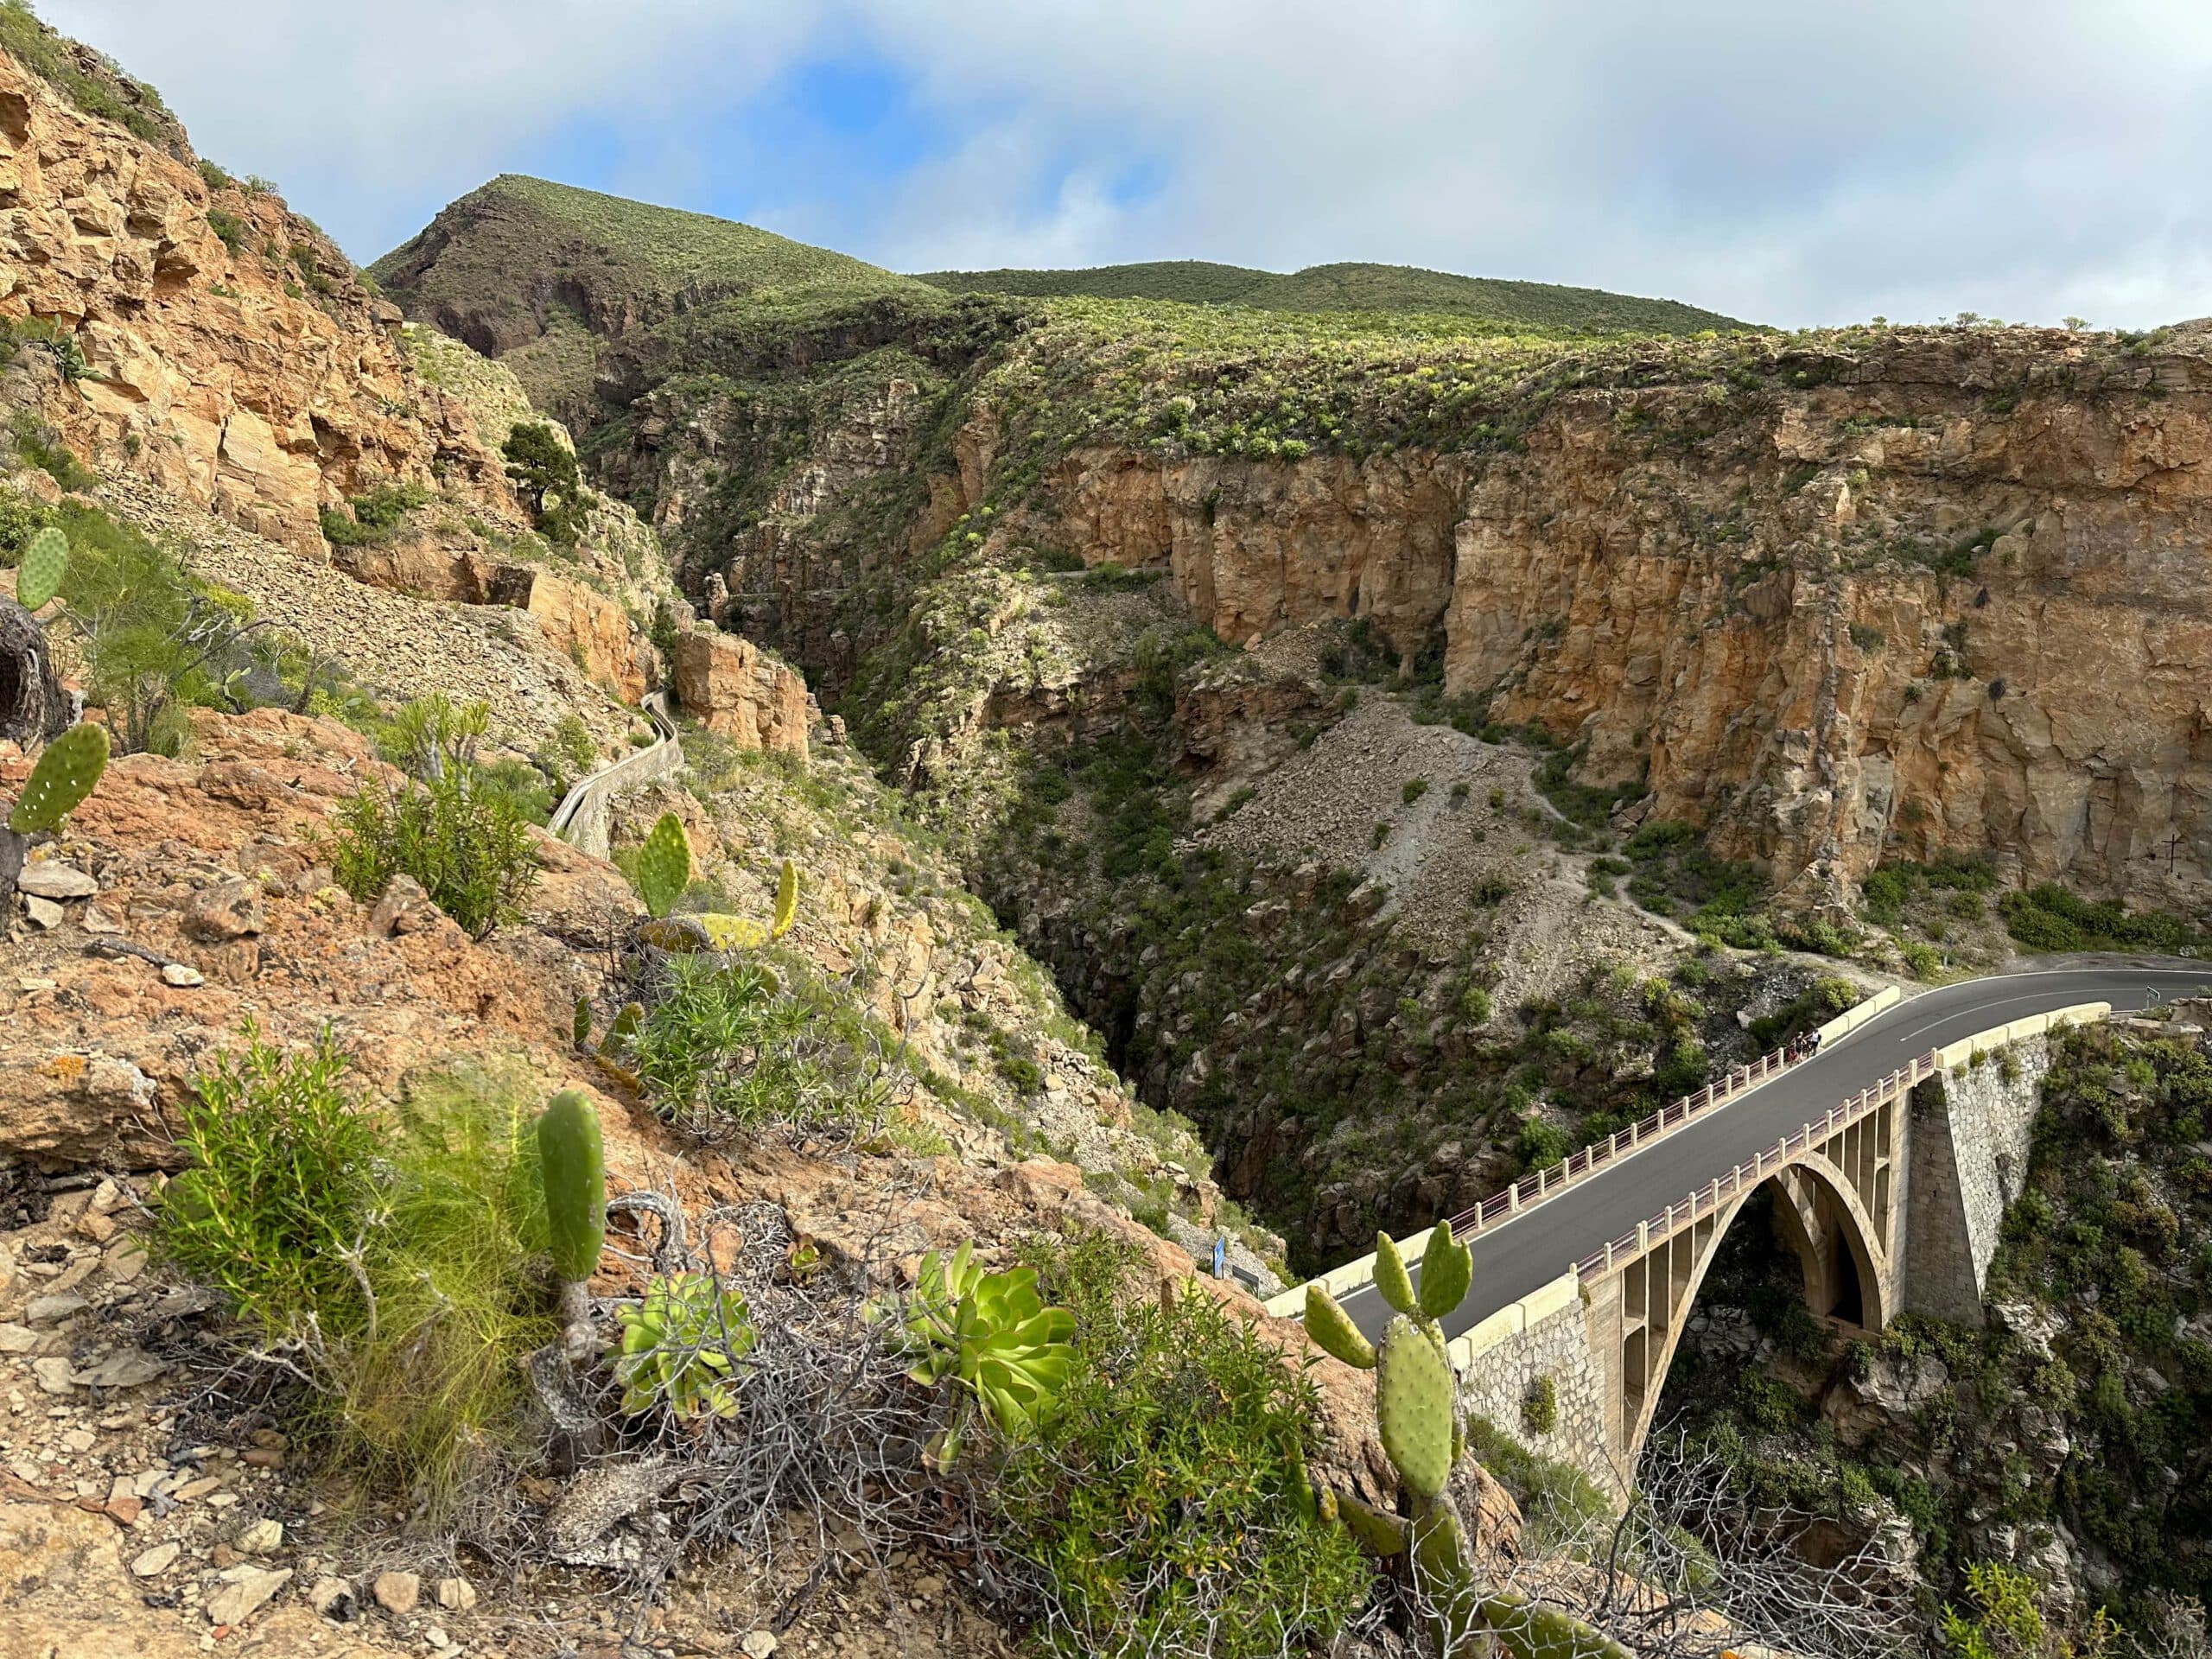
1376,1313 -> 1455,1501
1304,1283 -> 1376,1370
631,811 -> 690,918
1479,1592 -> 1637,1659
772,857 -> 798,938
10,721 -> 108,833
1337,1491 -> 1410,1557
1374,1230 -> 1418,1318
601,1001 -> 645,1057
571,997 -> 592,1050
1417,1218 -> 1473,1321
16,526 -> 66,611
537,1090 -> 607,1284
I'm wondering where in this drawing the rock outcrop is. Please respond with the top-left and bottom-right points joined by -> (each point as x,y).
672,626 -> 810,758
0,45 -> 522,553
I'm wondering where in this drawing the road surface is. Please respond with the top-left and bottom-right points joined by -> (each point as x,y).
1338,962 -> 2212,1341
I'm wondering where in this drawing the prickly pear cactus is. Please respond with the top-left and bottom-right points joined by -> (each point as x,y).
572,997 -> 593,1051
631,812 -> 690,918
1304,1282 -> 1376,1370
1300,1230 -> 1627,1659
1376,1314 -> 1455,1500
15,527 -> 66,612
9,721 -> 108,834
1417,1219 -> 1473,1321
537,1090 -> 607,1285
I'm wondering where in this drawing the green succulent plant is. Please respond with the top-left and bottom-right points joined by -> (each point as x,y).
613,1272 -> 757,1420
902,1241 -> 1075,1469
537,1090 -> 606,1285
1301,1223 -> 1628,1658
8,721 -> 109,836
630,856 -> 800,956
15,525 -> 67,612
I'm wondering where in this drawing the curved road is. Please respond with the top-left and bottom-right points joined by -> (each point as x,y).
548,690 -> 681,858
1341,961 -> 2212,1343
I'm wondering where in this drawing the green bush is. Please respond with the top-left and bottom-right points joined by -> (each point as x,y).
155,1031 -> 556,1511
1461,1415 -> 1613,1548
320,481 -> 429,547
630,951 -> 890,1139
1402,776 -> 1429,804
11,410 -> 93,491
1521,1374 -> 1559,1435
327,756 -> 538,938
205,207 -> 245,253
988,1232 -> 1372,1657
1999,883 -> 2202,956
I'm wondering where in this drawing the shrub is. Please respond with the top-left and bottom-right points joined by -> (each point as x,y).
1522,1373 -> 1560,1435
205,207 -> 244,253
1402,776 -> 1429,804
156,1033 -> 557,1511
11,410 -> 92,490
988,1232 -> 1372,1657
630,951 -> 890,1140
326,747 -> 538,939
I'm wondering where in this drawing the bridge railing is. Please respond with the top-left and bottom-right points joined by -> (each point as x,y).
1442,1046 -> 1791,1237
1440,985 -> 1902,1243
1572,1051 -> 1939,1281
1573,996 -> 2117,1283
1262,986 -> 1906,1317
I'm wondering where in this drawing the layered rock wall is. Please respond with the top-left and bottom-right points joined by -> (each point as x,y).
1013,328 -> 2212,912
0,46 -> 520,552
672,627 -> 810,758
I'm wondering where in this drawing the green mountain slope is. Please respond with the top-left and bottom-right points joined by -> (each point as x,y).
917,257 -> 1745,334
371,175 -> 932,409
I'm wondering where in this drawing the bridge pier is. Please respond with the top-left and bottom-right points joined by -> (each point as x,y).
1898,1038 -> 2054,1325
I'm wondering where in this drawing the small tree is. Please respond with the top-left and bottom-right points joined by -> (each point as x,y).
502,422 -> 582,545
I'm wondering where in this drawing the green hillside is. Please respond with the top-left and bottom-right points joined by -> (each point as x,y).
372,175 -> 921,315
371,175 -> 936,410
916,257 -> 1745,335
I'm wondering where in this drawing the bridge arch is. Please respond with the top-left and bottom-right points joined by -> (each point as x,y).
1617,1151 -> 1891,1467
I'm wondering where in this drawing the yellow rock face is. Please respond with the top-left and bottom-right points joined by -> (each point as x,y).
1012,325 -> 2212,912
0,49 -> 518,552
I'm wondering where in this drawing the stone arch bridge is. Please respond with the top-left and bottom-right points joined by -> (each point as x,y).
1271,965 -> 2212,1491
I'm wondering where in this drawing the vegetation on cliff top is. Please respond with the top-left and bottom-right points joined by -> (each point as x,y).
0,0 -> 177,149
918,255 -> 1748,334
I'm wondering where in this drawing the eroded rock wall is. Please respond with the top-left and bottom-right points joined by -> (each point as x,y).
0,48 -> 520,552
1014,327 -> 2212,912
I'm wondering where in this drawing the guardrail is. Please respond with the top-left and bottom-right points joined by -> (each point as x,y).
1573,1052 -> 1934,1281
1446,983 -> 1901,1240
549,691 -> 682,859
1572,998 -> 2108,1283
1263,986 -> 1904,1317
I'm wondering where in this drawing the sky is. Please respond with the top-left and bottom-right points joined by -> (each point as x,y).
39,0 -> 2212,329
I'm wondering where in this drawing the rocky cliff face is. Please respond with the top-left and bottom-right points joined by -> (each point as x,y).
0,47 -> 521,554
995,327 -> 2212,915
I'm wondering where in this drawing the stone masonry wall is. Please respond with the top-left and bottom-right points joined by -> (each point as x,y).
1901,1037 -> 2050,1325
1456,1288 -> 1613,1494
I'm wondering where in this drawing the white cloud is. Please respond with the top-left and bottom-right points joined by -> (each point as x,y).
35,0 -> 2212,324
38,0 -> 820,257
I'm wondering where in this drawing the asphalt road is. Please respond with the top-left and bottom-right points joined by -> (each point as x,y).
1338,961 -> 2212,1342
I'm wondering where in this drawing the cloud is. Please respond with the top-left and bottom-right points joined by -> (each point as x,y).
36,0 -> 2212,324
38,0 -> 820,257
